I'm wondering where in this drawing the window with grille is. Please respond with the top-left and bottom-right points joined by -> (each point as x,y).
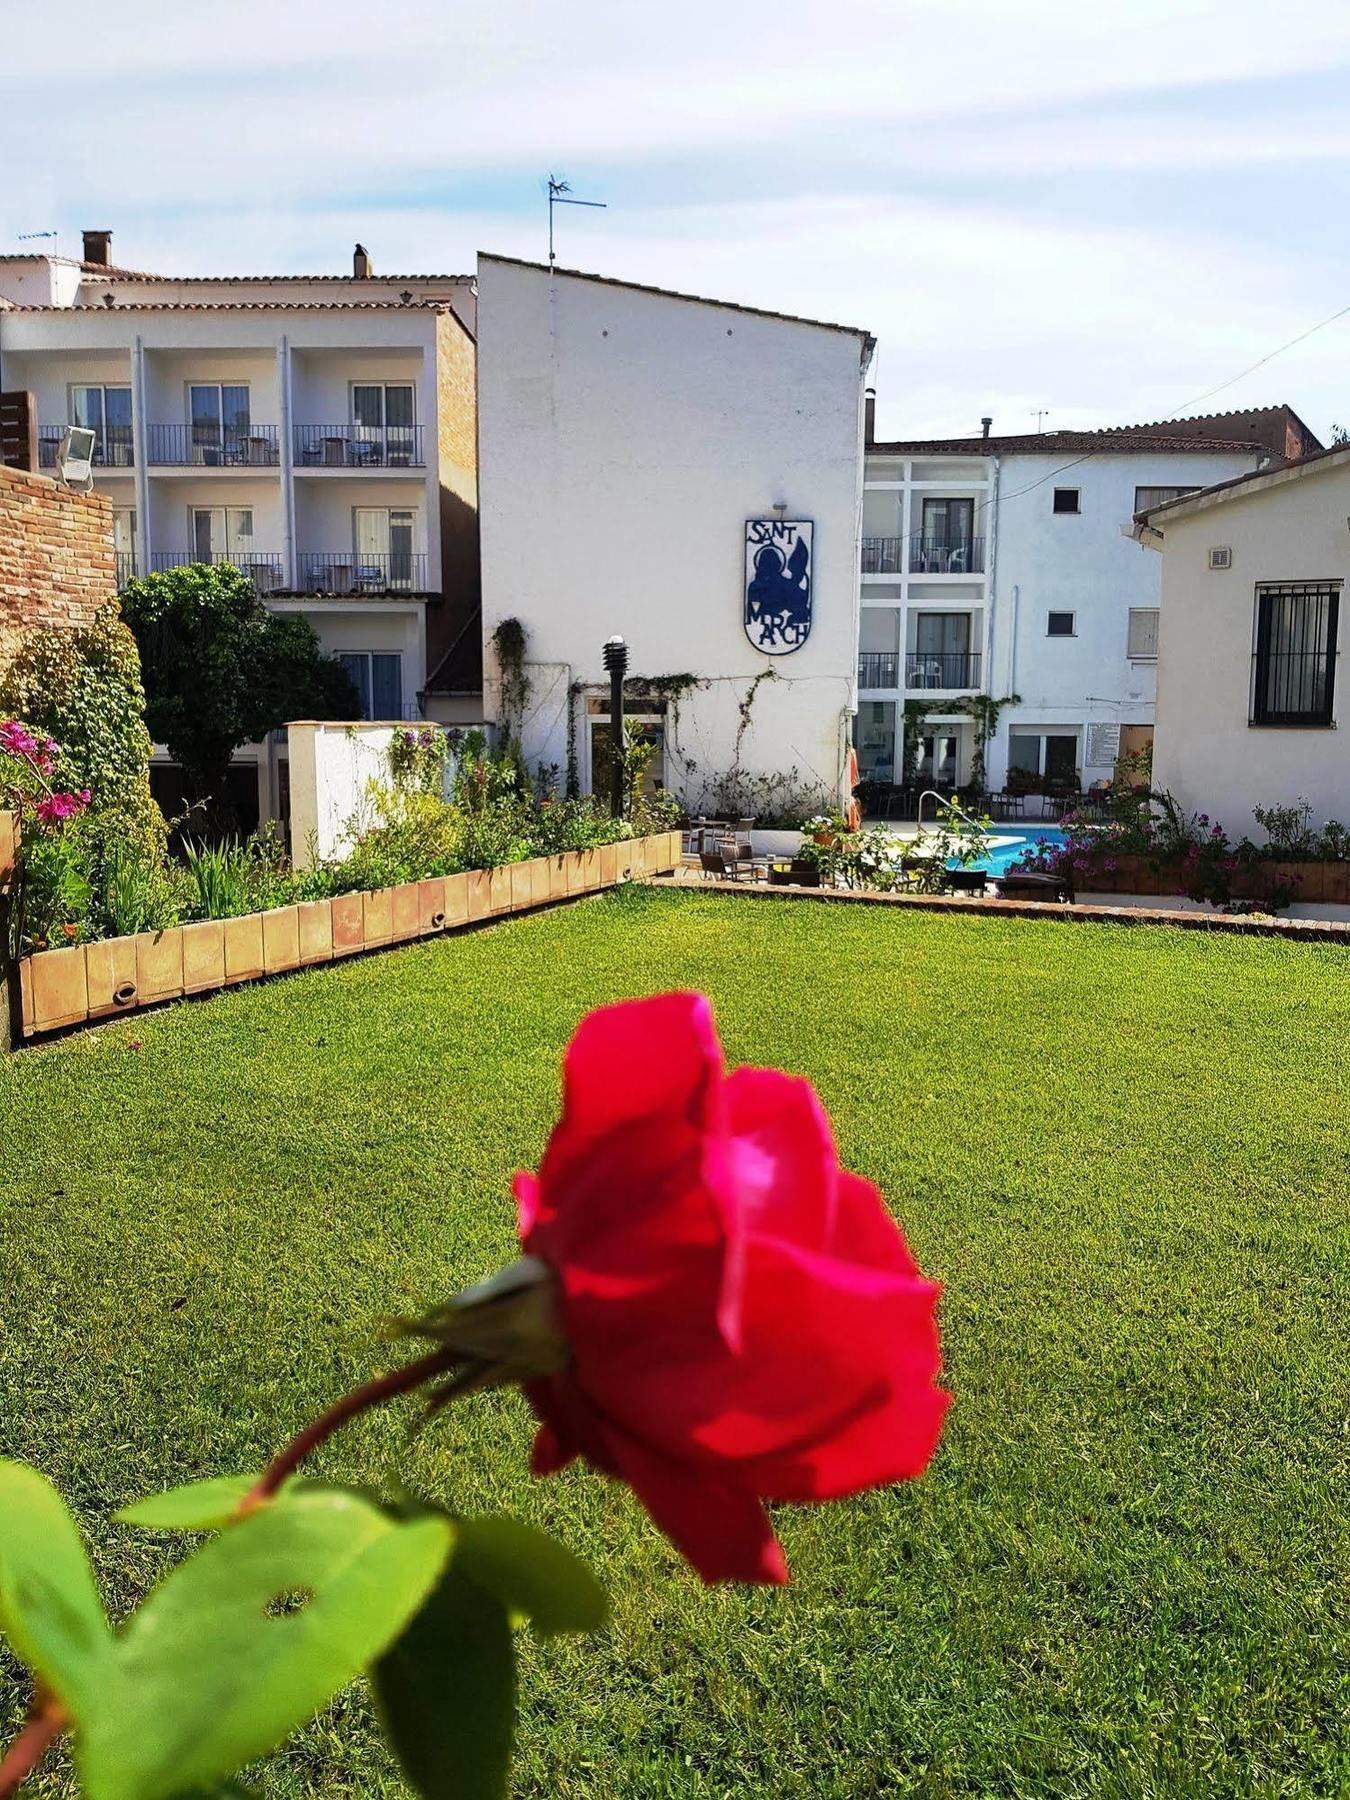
1251,583 -> 1339,727
1127,607 -> 1159,659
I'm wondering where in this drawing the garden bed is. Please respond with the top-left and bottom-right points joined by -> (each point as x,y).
12,830 -> 682,1038
1081,851 -> 1350,903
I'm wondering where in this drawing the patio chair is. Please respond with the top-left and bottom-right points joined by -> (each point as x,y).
700,849 -> 741,881
946,869 -> 989,897
997,870 -> 1075,904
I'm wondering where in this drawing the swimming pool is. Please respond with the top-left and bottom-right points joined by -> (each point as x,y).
962,827 -> 1068,878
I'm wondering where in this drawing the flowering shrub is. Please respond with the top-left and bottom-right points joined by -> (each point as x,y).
1,721 -> 94,949
798,802 -> 992,894
0,994 -> 947,1798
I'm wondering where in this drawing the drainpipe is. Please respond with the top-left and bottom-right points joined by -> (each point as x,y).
277,334 -> 296,589
131,336 -> 151,574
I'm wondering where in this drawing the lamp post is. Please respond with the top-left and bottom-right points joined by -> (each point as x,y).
602,635 -> 628,817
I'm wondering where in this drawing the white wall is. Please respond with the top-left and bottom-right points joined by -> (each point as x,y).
1151,456 -> 1350,835
984,449 -> 1260,788
476,255 -> 869,807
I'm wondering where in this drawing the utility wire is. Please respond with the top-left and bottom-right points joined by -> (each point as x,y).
973,296 -> 1350,515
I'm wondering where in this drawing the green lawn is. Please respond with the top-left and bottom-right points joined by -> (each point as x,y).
2,887 -> 1348,1798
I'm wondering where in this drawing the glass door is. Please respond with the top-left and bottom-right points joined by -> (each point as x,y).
919,498 -> 974,571
112,508 -> 138,585
912,613 -> 971,687
351,383 -> 415,466
189,384 -> 250,463
191,507 -> 254,562
71,385 -> 133,465
353,508 -> 415,588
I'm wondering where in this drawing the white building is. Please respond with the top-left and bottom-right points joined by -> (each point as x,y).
0,231 -> 481,821
476,254 -> 873,811
857,406 -> 1320,799
1134,445 -> 1350,835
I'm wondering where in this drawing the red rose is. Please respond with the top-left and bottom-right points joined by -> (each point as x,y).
515,993 -> 949,1584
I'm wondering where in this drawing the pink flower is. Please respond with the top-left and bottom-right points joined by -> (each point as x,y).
515,993 -> 949,1584
0,721 -> 39,762
35,790 -> 89,826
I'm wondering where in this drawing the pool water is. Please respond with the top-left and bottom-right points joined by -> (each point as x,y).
960,827 -> 1068,877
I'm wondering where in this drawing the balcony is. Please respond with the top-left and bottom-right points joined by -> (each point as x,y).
905,652 -> 982,690
145,424 -> 281,467
150,551 -> 284,592
861,536 -> 904,574
38,429 -> 134,470
297,552 -> 429,595
293,425 -> 425,469
908,534 -> 985,574
858,651 -> 899,689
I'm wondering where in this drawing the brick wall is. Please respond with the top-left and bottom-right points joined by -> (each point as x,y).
0,465 -> 116,670
430,309 -> 481,689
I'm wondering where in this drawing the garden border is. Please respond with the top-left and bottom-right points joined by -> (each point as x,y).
657,873 -> 1350,945
12,829 -> 683,1041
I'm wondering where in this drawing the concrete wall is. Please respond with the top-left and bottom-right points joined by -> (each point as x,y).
476,255 -> 869,806
1151,456 -> 1350,835
984,449 -> 1259,788
0,464 -> 116,669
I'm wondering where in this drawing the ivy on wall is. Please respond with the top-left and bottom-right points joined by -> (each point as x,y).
490,618 -> 530,736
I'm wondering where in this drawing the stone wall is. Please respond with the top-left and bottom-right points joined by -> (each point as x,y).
0,465 -> 116,670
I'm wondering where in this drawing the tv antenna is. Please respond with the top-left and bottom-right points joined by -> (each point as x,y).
1031,408 -> 1049,432
547,176 -> 606,267
17,229 -> 58,255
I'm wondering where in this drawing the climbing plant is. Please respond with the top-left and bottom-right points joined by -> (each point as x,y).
960,692 -> 1020,796
490,618 -> 530,735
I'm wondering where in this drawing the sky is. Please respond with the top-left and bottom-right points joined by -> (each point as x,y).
5,0 -> 1350,441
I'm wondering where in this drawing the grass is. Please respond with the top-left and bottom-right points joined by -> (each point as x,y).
2,885 -> 1348,1798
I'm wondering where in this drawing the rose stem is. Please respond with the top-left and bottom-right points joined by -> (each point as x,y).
241,1346 -> 463,1511
0,1699 -> 67,1798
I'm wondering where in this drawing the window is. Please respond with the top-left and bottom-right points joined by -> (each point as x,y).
70,385 -> 132,464
1127,608 -> 1160,660
1008,732 -> 1079,783
191,507 -> 254,560
1047,611 -> 1076,637
338,652 -> 403,721
1052,487 -> 1080,514
351,383 -> 416,465
1252,582 -> 1339,727
909,612 -> 975,687
189,383 -> 250,461
1135,484 -> 1199,513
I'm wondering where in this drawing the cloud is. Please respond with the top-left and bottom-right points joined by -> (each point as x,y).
4,0 -> 1350,438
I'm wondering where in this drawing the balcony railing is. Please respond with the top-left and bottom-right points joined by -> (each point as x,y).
293,425 -> 425,469
298,552 -> 429,594
150,551 -> 285,592
861,536 -> 904,574
115,552 -> 137,588
905,652 -> 982,690
858,651 -> 899,688
145,424 -> 281,467
908,534 -> 985,574
38,429 -> 135,469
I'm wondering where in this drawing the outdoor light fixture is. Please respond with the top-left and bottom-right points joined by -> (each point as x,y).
603,635 -> 628,817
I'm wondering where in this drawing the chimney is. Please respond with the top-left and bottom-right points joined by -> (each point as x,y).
981,416 -> 992,443
864,387 -> 876,447
82,229 -> 113,267
353,243 -> 373,278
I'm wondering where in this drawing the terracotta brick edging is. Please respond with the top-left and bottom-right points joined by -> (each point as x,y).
14,831 -> 681,1042
653,874 -> 1350,946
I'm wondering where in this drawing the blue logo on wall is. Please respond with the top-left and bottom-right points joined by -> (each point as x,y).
744,519 -> 813,655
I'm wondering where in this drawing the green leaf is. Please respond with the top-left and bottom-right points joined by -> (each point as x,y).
80,1488 -> 452,1800
0,1460 -> 111,1715
452,1518 -> 608,1638
115,1475 -> 262,1532
373,1566 -> 515,1800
